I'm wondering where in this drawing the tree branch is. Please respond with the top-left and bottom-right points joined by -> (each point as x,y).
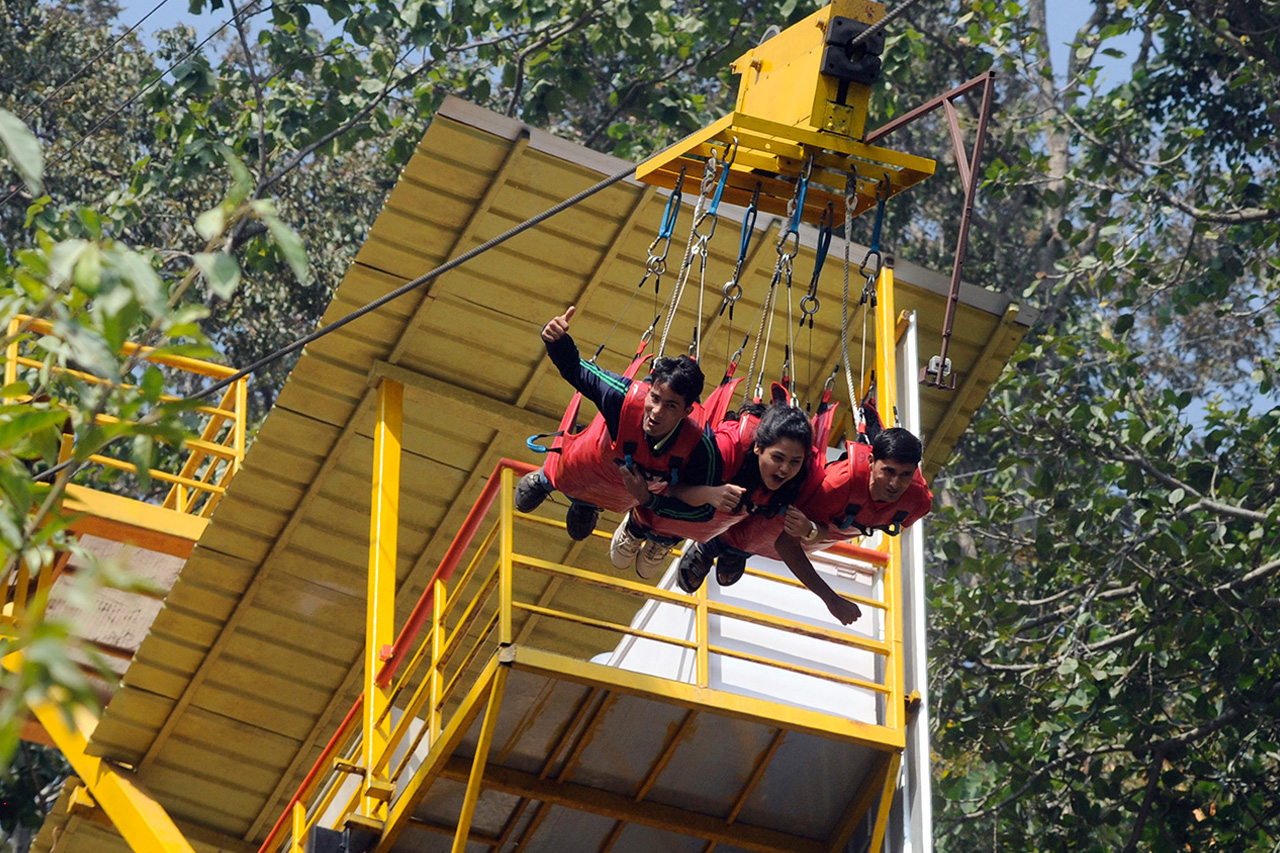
936,745 -> 1132,823
1131,680 -> 1280,758
1121,747 -> 1165,853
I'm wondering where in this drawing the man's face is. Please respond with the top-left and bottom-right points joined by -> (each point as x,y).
642,380 -> 692,437
868,457 -> 917,502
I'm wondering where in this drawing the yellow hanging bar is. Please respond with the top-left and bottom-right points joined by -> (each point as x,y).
636,0 -> 935,226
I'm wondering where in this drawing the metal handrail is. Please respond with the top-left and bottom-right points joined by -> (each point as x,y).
261,458 -> 900,853
3,315 -> 248,518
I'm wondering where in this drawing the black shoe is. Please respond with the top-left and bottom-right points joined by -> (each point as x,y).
565,501 -> 600,540
715,550 -> 747,586
514,471 -> 552,513
677,543 -> 713,593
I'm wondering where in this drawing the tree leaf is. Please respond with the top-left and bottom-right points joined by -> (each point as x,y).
193,251 -> 242,299
195,206 -> 227,242
0,109 -> 44,195
262,213 -> 310,284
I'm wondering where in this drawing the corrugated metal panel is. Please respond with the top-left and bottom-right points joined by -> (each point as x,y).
54,96 -> 1032,851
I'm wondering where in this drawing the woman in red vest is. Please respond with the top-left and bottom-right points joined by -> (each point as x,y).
612,402 -> 823,578
680,427 -> 932,625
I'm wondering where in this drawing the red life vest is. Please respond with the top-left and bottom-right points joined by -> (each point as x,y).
630,412 -> 781,542
800,441 -> 933,536
715,453 -> 826,559
544,380 -> 705,514
720,441 -> 932,558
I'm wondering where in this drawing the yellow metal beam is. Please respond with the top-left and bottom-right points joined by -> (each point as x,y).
362,377 -> 402,819
451,668 -> 507,853
826,753 -> 893,852
437,756 -> 829,853
61,484 -> 207,558
376,654 -> 506,853
508,646 -> 905,750
6,654 -> 196,853
867,752 -> 903,852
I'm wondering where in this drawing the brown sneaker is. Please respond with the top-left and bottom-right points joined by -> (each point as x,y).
635,538 -> 673,580
610,514 -> 644,569
677,543 -> 712,593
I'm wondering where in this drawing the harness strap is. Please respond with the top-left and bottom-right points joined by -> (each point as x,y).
839,504 -> 910,537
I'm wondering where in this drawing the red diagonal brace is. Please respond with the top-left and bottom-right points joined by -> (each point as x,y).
867,70 -> 996,390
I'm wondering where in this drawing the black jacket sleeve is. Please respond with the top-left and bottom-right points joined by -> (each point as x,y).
545,333 -> 628,437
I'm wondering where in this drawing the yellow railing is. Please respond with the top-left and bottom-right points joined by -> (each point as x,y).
263,461 -> 901,853
3,315 -> 248,519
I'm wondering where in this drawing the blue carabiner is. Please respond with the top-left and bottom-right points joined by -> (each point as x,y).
658,166 -> 686,239
790,172 -> 810,233
811,204 -> 834,286
738,183 -> 761,261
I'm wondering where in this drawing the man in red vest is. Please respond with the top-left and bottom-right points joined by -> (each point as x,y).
679,426 -> 932,624
516,306 -> 717,577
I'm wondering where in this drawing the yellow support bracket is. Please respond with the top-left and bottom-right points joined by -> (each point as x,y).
5,654 -> 196,853
636,0 -> 935,226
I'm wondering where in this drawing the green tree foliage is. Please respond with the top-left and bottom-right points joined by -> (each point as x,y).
4,0 -> 1279,847
903,1 -> 1280,850
0,94 -> 311,779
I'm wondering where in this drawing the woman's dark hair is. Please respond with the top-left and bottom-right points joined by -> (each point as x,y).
648,355 -> 705,405
754,403 -> 813,450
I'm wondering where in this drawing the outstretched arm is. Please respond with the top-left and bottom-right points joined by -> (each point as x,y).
774,534 -> 861,625
541,305 -> 627,430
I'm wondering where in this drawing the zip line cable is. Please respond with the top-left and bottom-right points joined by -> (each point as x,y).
851,0 -> 924,48
19,0 -> 177,126
187,164 -> 639,401
31,163 -> 638,482
1,3 -> 263,208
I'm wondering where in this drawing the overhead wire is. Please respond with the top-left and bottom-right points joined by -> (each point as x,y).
18,0 -> 177,126
1,2 -> 265,208
186,164 -> 639,401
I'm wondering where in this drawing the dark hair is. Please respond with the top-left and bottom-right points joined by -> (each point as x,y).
731,404 -> 812,512
754,403 -> 813,450
872,427 -> 923,466
649,355 -> 705,406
